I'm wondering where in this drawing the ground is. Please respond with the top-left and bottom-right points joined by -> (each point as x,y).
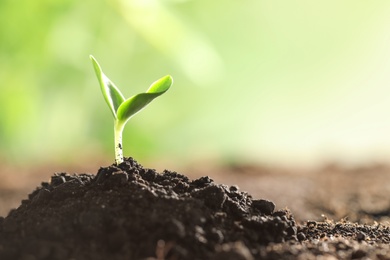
0,158 -> 389,259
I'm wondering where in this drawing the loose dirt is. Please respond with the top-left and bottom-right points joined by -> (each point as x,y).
0,158 -> 389,259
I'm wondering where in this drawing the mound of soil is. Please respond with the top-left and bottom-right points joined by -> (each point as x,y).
0,158 -> 389,259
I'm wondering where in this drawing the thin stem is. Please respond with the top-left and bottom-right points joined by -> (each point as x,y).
114,121 -> 125,165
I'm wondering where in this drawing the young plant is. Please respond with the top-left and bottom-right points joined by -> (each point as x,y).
90,55 -> 173,165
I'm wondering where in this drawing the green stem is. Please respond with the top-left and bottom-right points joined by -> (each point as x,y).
114,121 -> 125,165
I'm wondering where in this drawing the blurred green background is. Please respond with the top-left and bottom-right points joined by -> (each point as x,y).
1,0 -> 390,168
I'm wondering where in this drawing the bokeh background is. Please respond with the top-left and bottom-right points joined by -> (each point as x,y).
1,0 -> 390,169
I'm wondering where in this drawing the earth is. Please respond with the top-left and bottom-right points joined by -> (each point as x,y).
0,157 -> 389,259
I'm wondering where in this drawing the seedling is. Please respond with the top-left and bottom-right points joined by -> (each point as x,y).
90,55 -> 173,165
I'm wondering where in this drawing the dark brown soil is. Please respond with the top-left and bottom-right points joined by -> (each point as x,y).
0,158 -> 389,259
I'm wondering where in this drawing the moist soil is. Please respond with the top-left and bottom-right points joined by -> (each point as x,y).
0,158 -> 389,260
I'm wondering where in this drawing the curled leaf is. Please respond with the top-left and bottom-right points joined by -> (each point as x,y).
117,75 -> 173,124
90,55 -> 125,118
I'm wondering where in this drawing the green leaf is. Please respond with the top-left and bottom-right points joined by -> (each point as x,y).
146,75 -> 173,93
116,75 -> 173,124
90,55 -> 125,118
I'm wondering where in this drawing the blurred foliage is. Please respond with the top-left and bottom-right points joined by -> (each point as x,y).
1,0 -> 390,166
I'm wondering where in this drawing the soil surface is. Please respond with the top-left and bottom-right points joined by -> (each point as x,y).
0,158 -> 389,259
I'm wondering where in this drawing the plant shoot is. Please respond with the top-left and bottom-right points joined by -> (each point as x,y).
90,55 -> 173,165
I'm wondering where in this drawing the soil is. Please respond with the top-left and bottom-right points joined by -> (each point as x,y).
0,158 -> 389,259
